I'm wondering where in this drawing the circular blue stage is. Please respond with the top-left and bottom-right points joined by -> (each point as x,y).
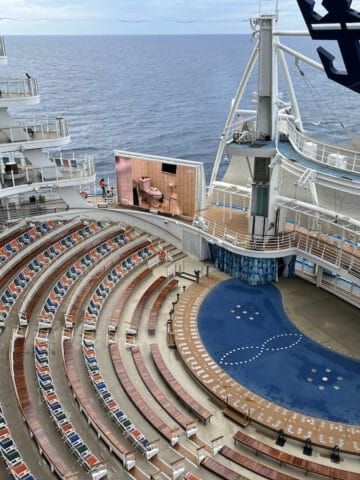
197,279 -> 360,425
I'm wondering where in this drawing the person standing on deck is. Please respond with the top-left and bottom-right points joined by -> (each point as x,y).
99,178 -> 107,196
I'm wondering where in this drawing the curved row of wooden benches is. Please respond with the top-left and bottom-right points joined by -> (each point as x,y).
233,430 -> 360,480
82,332 -> 159,460
149,343 -> 212,424
147,278 -> 179,335
12,335 -> 79,480
62,338 -> 136,471
109,342 -> 180,446
129,276 -> 168,334
34,332 -> 107,479
108,267 -> 154,332
131,345 -> 198,438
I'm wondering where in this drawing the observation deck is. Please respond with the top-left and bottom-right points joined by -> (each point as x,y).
0,77 -> 40,106
0,116 -> 70,152
0,153 -> 95,197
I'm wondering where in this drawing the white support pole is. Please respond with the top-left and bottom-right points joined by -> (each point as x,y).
275,41 -> 324,72
208,39 -> 260,197
277,45 -> 304,132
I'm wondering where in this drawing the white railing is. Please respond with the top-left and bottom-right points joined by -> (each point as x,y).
0,116 -> 69,143
224,118 -> 256,144
193,214 -> 360,279
224,116 -> 360,174
194,215 -> 296,251
0,77 -> 39,97
48,152 -> 95,180
296,265 -> 360,308
1,153 -> 95,187
280,117 -> 360,174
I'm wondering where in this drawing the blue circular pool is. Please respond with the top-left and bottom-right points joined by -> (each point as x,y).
197,279 -> 360,424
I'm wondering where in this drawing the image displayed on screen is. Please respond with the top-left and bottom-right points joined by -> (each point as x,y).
115,155 -> 197,218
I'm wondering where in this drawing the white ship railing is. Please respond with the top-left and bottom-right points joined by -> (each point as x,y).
193,214 -> 360,280
224,117 -> 360,176
280,118 -> 360,174
0,116 -> 69,144
0,153 -> 95,187
0,77 -> 39,97
224,118 -> 256,144
194,215 -> 296,250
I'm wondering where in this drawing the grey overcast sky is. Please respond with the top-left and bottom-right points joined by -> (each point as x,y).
1,0 -> 360,35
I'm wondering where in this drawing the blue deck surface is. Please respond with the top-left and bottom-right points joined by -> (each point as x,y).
198,279 -> 360,424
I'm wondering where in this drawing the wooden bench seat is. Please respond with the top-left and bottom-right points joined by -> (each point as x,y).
233,431 -> 360,480
150,343 -> 212,424
220,445 -> 296,480
109,343 -> 179,446
131,346 -> 197,437
201,456 -> 249,480
148,279 -> 179,334
12,336 -> 78,480
62,339 -> 135,470
130,276 -> 167,333
109,267 -> 153,332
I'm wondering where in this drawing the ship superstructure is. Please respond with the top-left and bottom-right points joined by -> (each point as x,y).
0,35 -> 96,222
191,11 -> 360,307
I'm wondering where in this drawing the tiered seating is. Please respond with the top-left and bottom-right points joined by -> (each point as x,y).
201,456 -> 249,480
0,220 -> 58,265
150,344 -> 212,424
233,431 -> 360,480
109,343 -> 180,446
148,278 -> 179,334
108,268 -> 153,333
37,229 -> 141,328
1,221 -> 107,326
34,334 -> 107,479
62,339 -> 136,471
131,346 -> 198,438
12,335 -> 78,480
220,445 -> 296,480
74,241 -> 153,330
0,403 -> 36,480
82,333 -> 158,460
129,276 -> 168,334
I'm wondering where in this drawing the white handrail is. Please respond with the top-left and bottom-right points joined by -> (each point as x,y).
280,118 -> 360,174
0,77 -> 38,97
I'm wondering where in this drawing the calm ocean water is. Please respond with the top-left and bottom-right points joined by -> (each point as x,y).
4,35 -> 360,183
